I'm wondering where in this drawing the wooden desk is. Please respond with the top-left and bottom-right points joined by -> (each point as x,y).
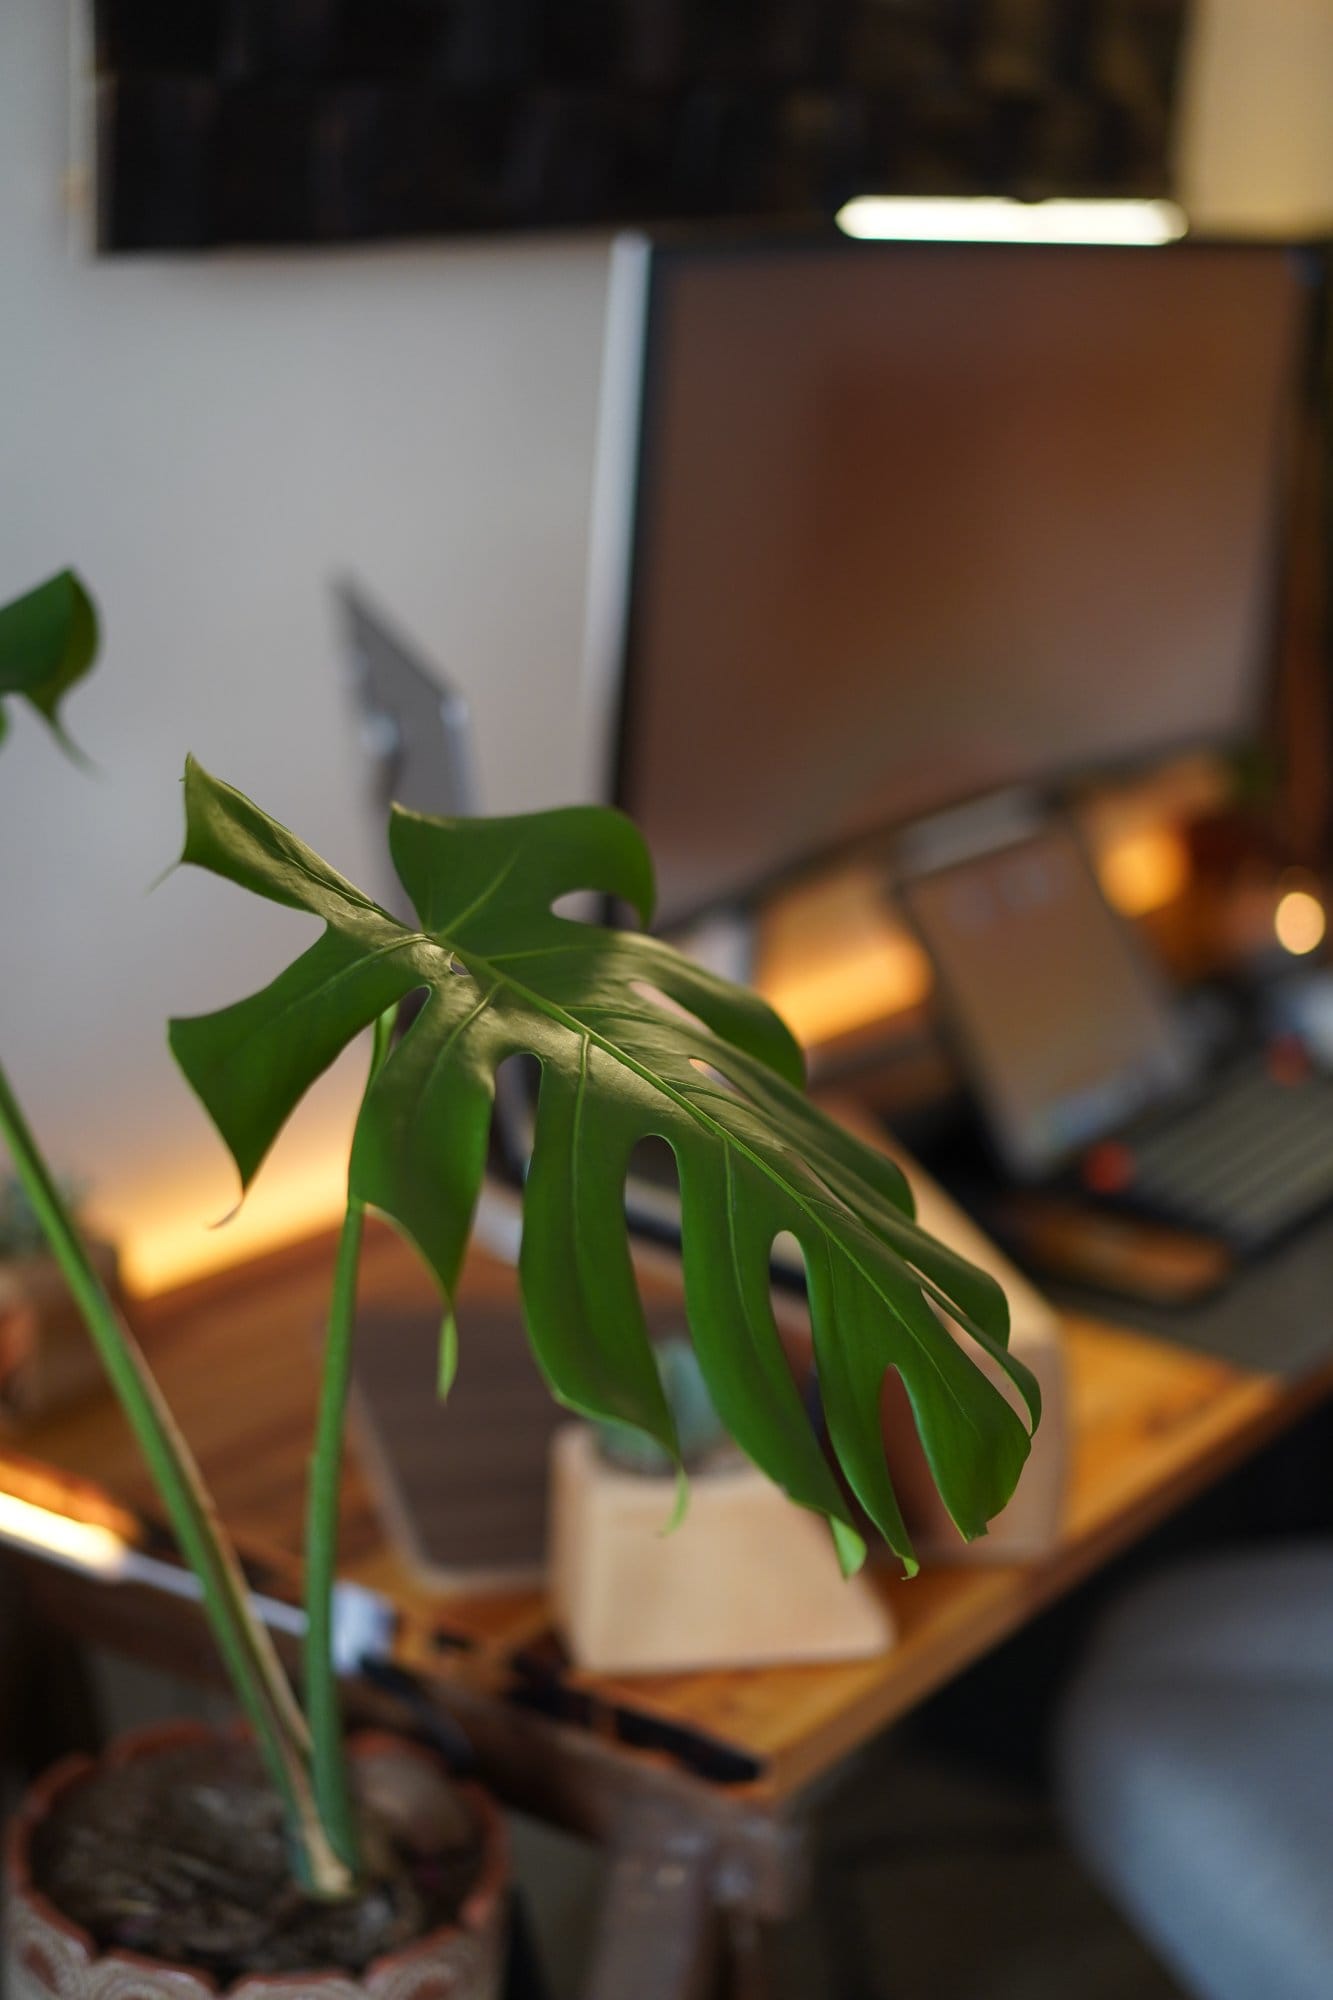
3,1220 -> 1330,1997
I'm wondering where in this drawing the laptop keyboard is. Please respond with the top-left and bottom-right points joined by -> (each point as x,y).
1120,1060 -> 1333,1252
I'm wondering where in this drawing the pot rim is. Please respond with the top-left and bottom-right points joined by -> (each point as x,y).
5,1719 -> 508,1995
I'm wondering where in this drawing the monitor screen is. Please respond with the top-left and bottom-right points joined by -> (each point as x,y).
593,237 -> 1310,929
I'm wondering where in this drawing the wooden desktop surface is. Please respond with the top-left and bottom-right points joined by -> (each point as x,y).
5,1217 -> 1330,1805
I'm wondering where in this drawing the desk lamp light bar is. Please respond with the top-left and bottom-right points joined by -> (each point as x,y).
0,1487 -> 391,1675
836,196 -> 1188,245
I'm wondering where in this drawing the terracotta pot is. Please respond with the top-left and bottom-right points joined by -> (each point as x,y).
4,1723 -> 509,2000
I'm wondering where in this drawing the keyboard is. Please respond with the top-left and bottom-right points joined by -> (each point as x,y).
1086,1058 -> 1333,1254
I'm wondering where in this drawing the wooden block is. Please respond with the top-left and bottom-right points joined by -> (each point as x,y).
549,1426 -> 896,1675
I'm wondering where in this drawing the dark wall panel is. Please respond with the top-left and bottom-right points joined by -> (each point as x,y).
92,0 -> 1189,250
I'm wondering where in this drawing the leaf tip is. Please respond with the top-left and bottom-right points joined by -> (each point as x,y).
437,1310 -> 459,1400
180,750 -> 209,804
831,1517 -> 868,1577
45,719 -> 96,773
658,1463 -> 690,1538
178,754 -> 204,861
145,856 -> 181,897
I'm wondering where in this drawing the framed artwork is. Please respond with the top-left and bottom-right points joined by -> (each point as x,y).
90,0 -> 1188,250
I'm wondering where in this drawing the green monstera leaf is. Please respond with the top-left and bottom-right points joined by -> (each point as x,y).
169,758 -> 1040,1573
0,570 -> 99,755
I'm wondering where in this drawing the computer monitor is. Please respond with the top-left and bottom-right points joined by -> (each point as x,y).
587,233 -> 1314,931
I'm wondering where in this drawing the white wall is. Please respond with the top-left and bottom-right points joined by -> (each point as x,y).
1,0 -> 612,1288
1176,0 -> 1333,234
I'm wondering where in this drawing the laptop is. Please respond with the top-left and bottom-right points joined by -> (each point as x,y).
895,803 -> 1333,1273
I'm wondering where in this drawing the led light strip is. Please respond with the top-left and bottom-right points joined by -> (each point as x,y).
0,1488 -> 391,1673
836,196 -> 1188,245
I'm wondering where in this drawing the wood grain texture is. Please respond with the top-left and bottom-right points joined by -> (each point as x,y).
5,1217 -> 1329,1803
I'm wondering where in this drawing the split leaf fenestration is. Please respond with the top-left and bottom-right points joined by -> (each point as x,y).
0,570 -> 98,756
169,759 -> 1040,1573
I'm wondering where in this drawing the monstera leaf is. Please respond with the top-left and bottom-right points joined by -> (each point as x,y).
170,759 -> 1040,1572
0,570 -> 98,753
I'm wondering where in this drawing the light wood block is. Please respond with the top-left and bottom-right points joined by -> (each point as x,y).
548,1426 -> 896,1675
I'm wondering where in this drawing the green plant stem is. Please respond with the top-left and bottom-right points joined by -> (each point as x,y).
304,1006 -> 395,1876
0,1055 -> 351,1900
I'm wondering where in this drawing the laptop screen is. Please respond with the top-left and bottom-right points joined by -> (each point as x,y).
901,821 -> 1196,1179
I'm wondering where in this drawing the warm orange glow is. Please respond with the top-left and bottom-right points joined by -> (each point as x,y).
1081,756 -> 1222,916
756,868 -> 933,1047
0,1489 -> 129,1575
1095,825 -> 1191,917
0,1458 -> 138,1542
764,933 -> 933,1047
1275,887 -> 1326,956
120,1154 -> 350,1296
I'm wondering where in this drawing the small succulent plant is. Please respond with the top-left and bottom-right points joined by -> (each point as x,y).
593,1335 -> 737,1477
0,1171 -> 84,1261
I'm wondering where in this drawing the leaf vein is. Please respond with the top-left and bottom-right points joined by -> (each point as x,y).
429,851 -> 522,941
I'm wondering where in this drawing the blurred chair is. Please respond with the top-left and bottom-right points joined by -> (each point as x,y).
1055,1543 -> 1333,2000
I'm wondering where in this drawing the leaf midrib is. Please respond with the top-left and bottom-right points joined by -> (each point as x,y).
455,941 -> 983,1420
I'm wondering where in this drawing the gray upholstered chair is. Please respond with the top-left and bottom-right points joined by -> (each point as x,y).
1055,1543 -> 1333,2000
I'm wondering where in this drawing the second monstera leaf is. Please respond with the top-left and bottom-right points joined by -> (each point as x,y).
169,759 -> 1040,1573
0,570 -> 98,754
